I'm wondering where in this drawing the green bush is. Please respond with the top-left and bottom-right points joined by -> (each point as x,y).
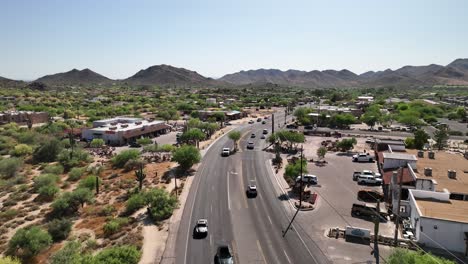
7,226 -> 52,259
145,188 -> 177,222
0,256 -> 21,264
38,184 -> 60,200
103,218 -> 129,236
78,175 -> 101,190
405,137 -> 415,149
111,150 -> 140,168
33,138 -> 63,163
125,192 -> 146,215
43,164 -> 65,175
50,240 -> 82,264
57,148 -> 90,170
0,209 -> 18,221
47,218 -> 72,242
0,158 -> 23,179
136,137 -> 152,145
33,173 -> 59,192
284,159 -> 308,181
388,248 -> 455,264
90,138 -> 105,148
100,205 -> 116,216
51,188 -> 94,217
68,167 -> 85,181
10,144 -> 33,157
92,245 -> 141,264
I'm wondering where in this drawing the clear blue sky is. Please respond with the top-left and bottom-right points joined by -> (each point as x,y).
1,0 -> 467,80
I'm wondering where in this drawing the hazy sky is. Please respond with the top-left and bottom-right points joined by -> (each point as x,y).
1,0 -> 467,80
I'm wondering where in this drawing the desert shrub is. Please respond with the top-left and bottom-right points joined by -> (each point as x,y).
0,209 -> 18,221
0,256 -> 21,264
68,167 -> 85,181
90,138 -> 105,148
92,245 -> 141,264
136,137 -> 152,145
78,175 -> 101,190
388,248 -> 455,264
57,149 -> 90,170
111,150 -> 140,168
100,205 -> 116,216
103,218 -> 129,236
47,218 -> 72,242
43,164 -> 64,175
7,226 -> 52,259
51,188 -> 94,217
38,184 -> 60,200
145,188 -> 177,222
125,193 -> 146,215
17,131 -> 39,145
0,158 -> 23,179
9,144 -> 33,157
123,158 -> 144,172
33,174 -> 59,192
33,138 -> 63,163
49,240 -> 82,264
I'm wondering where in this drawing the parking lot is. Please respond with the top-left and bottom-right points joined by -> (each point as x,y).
296,136 -> 395,263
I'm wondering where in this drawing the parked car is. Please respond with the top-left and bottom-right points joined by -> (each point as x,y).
261,120 -> 266,124
352,153 -> 374,162
221,148 -> 230,157
215,245 -> 234,264
357,175 -> 382,185
295,174 -> 318,184
352,171 -> 361,181
357,189 -> 384,202
248,120 -> 254,124
286,124 -> 298,129
194,219 -> 208,238
351,202 -> 387,221
360,170 -> 381,178
365,138 -> 375,144
247,142 -> 254,149
129,142 -> 141,148
257,118 -> 262,122
225,122 -> 232,126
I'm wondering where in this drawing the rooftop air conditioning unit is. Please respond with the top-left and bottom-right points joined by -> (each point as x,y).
424,167 -> 432,177
428,151 -> 435,159
417,150 -> 424,158
109,127 -> 117,130
448,170 -> 457,179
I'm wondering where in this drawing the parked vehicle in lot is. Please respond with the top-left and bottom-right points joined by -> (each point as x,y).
248,120 -> 254,124
295,174 -> 318,184
262,129 -> 268,134
247,142 -> 254,149
286,123 -> 298,129
357,175 -> 382,185
261,120 -> 266,124
351,202 -> 387,221
129,142 -> 141,148
352,171 -> 361,181
357,189 -> 384,202
352,153 -> 374,162
257,118 -> 262,122
215,245 -> 234,264
221,148 -> 230,157
194,219 -> 208,238
359,170 -> 381,179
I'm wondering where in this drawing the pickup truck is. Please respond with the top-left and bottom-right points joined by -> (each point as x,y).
352,153 -> 374,162
357,175 -> 382,185
353,170 -> 381,181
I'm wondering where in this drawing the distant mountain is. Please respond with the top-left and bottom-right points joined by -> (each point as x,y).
35,68 -> 112,86
220,58 -> 468,87
0,76 -> 24,88
123,64 -> 218,86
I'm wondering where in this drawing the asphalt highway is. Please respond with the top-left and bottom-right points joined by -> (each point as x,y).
174,111 -> 330,264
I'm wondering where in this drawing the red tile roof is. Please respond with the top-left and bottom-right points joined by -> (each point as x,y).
383,167 -> 414,185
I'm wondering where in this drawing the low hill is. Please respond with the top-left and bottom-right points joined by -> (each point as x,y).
35,68 -> 113,86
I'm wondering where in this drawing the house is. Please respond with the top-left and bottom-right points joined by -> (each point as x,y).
382,152 -> 417,170
375,139 -> 406,152
206,98 -> 217,105
82,117 -> 171,146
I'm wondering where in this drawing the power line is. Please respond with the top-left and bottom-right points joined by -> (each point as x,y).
419,231 -> 467,264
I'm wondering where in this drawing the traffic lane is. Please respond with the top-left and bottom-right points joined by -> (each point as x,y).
249,150 -> 326,264
175,134 -> 233,264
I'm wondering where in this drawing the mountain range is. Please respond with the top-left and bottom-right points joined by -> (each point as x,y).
1,58 -> 468,89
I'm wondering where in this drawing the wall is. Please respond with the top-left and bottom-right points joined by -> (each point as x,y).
388,144 -> 405,152
383,158 -> 416,170
419,217 -> 468,253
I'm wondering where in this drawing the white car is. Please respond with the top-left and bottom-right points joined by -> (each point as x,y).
221,148 -> 230,156
295,174 -> 318,184
357,175 -> 382,185
247,181 -> 257,197
352,153 -> 374,162
247,142 -> 254,149
195,219 -> 208,237
360,169 -> 381,178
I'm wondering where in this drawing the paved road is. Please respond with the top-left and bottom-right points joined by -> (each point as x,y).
174,111 -> 329,264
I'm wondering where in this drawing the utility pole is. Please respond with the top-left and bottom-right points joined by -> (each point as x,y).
283,145 -> 304,237
272,113 -> 275,134
393,168 -> 403,247
373,200 -> 380,264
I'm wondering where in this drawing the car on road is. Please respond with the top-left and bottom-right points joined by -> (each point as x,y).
257,118 -> 262,122
295,174 -> 318,185
250,133 -> 256,138
194,219 -> 208,238
365,137 -> 375,144
262,129 -> 268,134
215,245 -> 234,264
352,153 -> 374,162
246,142 -> 254,149
246,182 -> 257,197
357,175 -> 382,185
260,135 -> 266,139
261,120 -> 266,124
248,120 -> 254,124
221,148 -> 230,157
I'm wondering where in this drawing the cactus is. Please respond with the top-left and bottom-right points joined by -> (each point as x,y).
135,164 -> 146,191
96,175 -> 100,194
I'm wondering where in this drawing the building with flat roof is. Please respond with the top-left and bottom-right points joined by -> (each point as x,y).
82,117 -> 171,146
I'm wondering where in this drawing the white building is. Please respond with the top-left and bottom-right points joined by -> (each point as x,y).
382,152 -> 417,170
206,98 -> 217,105
82,117 -> 171,146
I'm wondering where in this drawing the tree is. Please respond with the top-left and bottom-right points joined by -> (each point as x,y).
413,129 -> 429,149
50,240 -> 82,264
433,128 -> 448,150
180,128 -> 205,148
228,131 -> 241,151
316,147 -> 327,160
329,114 -> 356,129
172,145 -> 201,173
7,226 -> 52,259
0,158 -> 23,179
456,107 -> 467,121
284,159 -> 308,182
33,138 -> 63,163
293,107 -> 312,125
90,138 -> 105,148
336,138 -> 357,152
145,188 -> 178,222
47,218 -> 72,242
387,248 -> 455,264
111,149 -> 140,168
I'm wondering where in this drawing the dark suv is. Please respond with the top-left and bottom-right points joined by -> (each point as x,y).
215,245 -> 234,264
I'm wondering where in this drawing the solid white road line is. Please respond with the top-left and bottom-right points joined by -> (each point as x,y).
284,250 -> 292,264
227,171 -> 231,211
256,240 -> 267,263
267,215 -> 273,225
